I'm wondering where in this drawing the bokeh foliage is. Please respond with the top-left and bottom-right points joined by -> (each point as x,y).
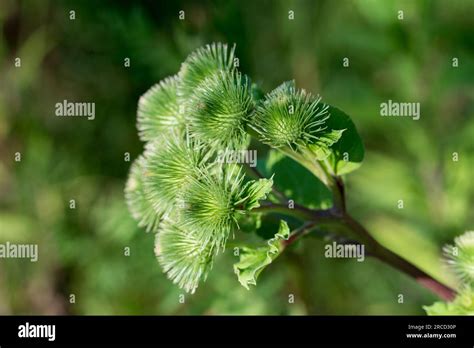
0,0 -> 473,314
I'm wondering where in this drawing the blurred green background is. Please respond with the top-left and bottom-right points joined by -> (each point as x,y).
0,0 -> 473,315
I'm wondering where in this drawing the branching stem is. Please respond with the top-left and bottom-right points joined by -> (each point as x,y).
247,126 -> 455,300
254,202 -> 334,223
254,200 -> 456,301
341,213 -> 456,301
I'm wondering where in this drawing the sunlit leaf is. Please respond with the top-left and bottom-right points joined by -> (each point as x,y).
236,176 -> 273,211
234,220 -> 290,289
424,287 -> 474,315
260,149 -> 332,209
325,106 -> 365,175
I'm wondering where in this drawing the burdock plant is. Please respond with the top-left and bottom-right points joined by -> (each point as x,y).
126,43 -> 472,312
424,231 -> 474,314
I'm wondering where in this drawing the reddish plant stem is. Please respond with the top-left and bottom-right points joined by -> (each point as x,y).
255,200 -> 456,301
342,213 -> 455,301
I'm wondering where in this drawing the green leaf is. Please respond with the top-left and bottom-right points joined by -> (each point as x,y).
307,128 -> 345,160
424,287 -> 474,315
236,176 -> 274,211
324,106 -> 365,175
260,149 -> 333,209
250,82 -> 265,102
233,220 -> 290,289
236,211 -> 262,234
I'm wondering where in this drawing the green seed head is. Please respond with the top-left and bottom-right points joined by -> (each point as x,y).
251,81 -> 342,153
155,219 -> 214,294
137,75 -> 184,141
143,133 -> 208,213
125,155 -> 162,232
182,164 -> 245,252
444,231 -> 474,286
188,71 -> 253,149
178,42 -> 236,101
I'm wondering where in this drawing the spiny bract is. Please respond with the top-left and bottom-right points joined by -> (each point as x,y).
142,134 -> 208,214
188,70 -> 253,150
181,165 -> 272,253
251,80 -> 345,159
155,219 -> 214,294
125,155 -> 162,233
137,75 -> 184,141
178,42 -> 236,102
443,231 -> 474,286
